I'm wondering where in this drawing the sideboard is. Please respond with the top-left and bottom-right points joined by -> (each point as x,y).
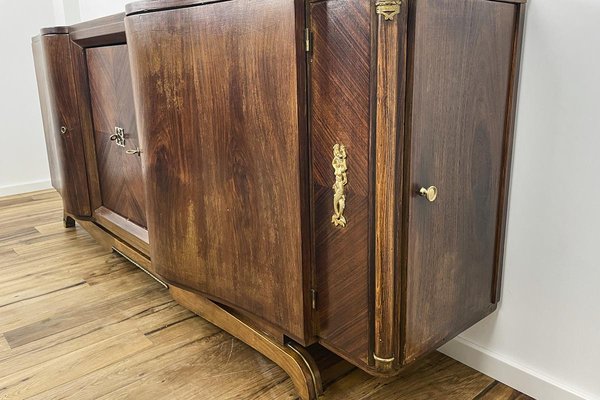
32,0 -> 527,398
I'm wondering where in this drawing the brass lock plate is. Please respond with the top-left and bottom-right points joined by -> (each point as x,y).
111,127 -> 126,147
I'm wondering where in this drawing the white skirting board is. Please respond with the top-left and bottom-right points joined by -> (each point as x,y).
0,180 -> 52,197
439,336 -> 597,400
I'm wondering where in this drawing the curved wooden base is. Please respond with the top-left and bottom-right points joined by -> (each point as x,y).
170,286 -> 323,400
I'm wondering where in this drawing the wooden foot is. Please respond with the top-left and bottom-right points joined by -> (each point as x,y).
63,213 -> 76,228
170,286 -> 323,400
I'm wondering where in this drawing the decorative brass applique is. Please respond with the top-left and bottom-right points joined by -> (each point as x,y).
373,354 -> 396,364
376,0 -> 402,21
331,144 -> 348,228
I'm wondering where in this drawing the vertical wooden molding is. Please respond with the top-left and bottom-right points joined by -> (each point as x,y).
492,4 -> 527,303
40,33 -> 91,218
371,0 -> 408,371
70,40 -> 102,214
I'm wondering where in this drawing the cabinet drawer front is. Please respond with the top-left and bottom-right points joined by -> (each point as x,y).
87,44 -> 147,228
126,0 -> 311,342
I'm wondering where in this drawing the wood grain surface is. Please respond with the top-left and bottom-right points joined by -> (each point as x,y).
0,189 -> 533,399
309,0 -> 372,370
32,37 -> 61,196
87,44 -> 147,228
34,34 -> 91,218
125,0 -> 312,343
371,0 -> 409,371
402,0 -> 518,362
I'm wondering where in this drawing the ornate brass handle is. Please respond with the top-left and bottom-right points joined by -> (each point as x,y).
331,144 -> 348,228
419,186 -> 438,202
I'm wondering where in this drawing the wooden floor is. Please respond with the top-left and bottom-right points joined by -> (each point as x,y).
0,189 -> 533,400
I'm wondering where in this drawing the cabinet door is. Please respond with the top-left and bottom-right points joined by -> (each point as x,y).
34,34 -> 91,218
403,0 -> 518,362
87,44 -> 147,229
309,0 -> 372,369
126,0 -> 311,342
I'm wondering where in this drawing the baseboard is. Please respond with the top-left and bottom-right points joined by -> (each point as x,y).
0,180 -> 52,197
439,336 -> 597,400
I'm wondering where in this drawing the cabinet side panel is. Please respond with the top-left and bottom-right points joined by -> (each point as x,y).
310,0 -> 372,368
403,0 -> 517,362
126,0 -> 310,342
32,38 -> 61,194
40,34 -> 91,217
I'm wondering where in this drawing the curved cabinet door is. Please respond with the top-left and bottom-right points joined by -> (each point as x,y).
33,33 -> 91,218
126,0 -> 312,343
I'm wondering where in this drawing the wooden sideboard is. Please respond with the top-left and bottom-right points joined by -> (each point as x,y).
32,0 -> 527,398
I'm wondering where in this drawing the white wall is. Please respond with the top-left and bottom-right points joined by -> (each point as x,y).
77,0 -> 129,21
440,1 -> 600,399
0,0 -> 126,196
2,0 -> 599,398
0,0 -> 60,196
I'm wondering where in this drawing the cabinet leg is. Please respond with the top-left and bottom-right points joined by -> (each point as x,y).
63,213 -> 76,228
170,286 -> 323,400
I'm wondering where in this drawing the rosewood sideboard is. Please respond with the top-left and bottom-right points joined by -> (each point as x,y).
32,0 -> 527,398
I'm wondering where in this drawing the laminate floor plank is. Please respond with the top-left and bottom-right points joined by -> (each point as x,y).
35,221 -> 71,235
3,284 -> 170,348
25,319 -> 222,400
0,190 -> 533,399
475,381 -> 534,399
0,330 -> 153,399
0,295 -> 192,372
0,272 -> 164,334
0,335 -> 8,353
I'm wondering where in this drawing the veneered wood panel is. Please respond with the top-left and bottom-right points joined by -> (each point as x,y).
87,44 -> 147,228
37,34 -> 91,218
402,0 -> 517,362
310,0 -> 372,369
125,0 -> 311,342
32,38 -> 61,195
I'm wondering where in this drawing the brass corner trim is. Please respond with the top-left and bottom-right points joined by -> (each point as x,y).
376,0 -> 402,21
373,354 -> 395,364
331,143 -> 348,228
112,247 -> 167,288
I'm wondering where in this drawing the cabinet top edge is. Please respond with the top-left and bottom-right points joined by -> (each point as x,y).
39,26 -> 70,36
125,0 -> 223,16
304,0 -> 527,4
488,0 -> 528,4
37,12 -> 125,38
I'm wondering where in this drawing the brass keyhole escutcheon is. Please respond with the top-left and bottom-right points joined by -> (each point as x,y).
419,186 -> 438,202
